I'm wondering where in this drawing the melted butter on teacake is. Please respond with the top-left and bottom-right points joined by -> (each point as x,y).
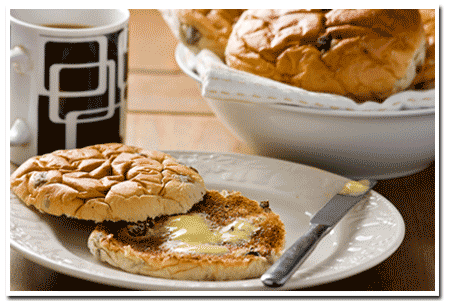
162,213 -> 260,255
101,190 -> 286,258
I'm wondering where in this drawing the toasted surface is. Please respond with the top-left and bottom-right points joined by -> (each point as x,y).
10,143 -> 206,222
88,190 -> 286,281
176,9 -> 246,59
225,9 -> 426,103
411,9 -> 435,89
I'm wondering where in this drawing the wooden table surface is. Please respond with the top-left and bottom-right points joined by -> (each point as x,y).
9,10 -> 436,293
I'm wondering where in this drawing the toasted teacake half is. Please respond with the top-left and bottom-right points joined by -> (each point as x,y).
10,143 -> 206,223
88,190 -> 286,281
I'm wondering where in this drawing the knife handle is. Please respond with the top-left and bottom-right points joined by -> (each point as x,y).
261,223 -> 330,288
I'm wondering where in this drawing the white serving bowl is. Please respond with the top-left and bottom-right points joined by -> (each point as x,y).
175,44 -> 435,180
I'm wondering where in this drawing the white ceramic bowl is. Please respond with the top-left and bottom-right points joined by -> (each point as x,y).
175,44 -> 435,180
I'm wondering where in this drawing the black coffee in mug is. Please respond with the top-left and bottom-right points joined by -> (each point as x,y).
40,23 -> 94,29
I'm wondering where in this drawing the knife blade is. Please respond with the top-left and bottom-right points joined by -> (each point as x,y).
261,179 -> 377,288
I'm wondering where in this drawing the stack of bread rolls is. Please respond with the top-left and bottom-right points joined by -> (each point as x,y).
174,9 -> 435,104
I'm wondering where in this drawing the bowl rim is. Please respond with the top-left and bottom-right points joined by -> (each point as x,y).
175,43 -> 436,118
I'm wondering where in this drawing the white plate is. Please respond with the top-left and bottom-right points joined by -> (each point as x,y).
10,151 -> 405,291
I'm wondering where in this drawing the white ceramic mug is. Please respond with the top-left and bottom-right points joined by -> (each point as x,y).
10,9 -> 129,165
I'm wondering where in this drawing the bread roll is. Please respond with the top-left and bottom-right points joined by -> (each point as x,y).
225,9 -> 426,103
10,143 -> 206,222
411,9 -> 435,89
177,9 -> 246,59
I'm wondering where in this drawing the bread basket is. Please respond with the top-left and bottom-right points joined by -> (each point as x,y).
175,43 -> 435,179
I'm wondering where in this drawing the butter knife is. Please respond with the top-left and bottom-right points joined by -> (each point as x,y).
261,179 -> 377,288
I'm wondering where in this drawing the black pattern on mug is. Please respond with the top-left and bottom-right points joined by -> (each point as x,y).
38,29 -> 127,155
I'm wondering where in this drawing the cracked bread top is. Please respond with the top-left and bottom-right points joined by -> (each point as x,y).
10,143 -> 206,222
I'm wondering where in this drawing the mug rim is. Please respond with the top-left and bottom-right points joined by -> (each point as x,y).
10,9 -> 130,36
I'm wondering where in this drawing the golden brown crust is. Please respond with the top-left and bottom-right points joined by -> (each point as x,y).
411,9 -> 435,89
88,190 -> 286,281
225,9 -> 426,103
176,9 -> 246,59
10,143 -> 206,222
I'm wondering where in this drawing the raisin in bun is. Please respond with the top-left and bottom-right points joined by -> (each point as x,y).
10,143 -> 206,222
88,190 -> 286,281
411,9 -> 435,89
176,9 -> 246,59
225,9 -> 426,103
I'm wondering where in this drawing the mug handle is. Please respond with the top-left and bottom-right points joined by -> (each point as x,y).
11,46 -> 32,74
10,118 -> 31,146
10,46 -> 32,146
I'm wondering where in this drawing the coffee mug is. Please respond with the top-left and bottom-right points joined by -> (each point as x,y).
10,9 -> 129,165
